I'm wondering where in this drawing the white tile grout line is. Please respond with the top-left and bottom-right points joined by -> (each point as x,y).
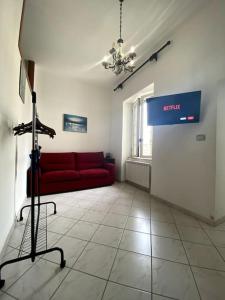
199,222 -> 225,267
0,290 -> 18,300
170,207 -> 202,300
48,211 -> 105,300
99,193 -> 133,300
7,186 -> 225,299
2,191 -> 111,298
11,215 -> 225,271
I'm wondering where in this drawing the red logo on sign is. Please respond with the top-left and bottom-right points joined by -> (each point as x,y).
163,104 -> 181,111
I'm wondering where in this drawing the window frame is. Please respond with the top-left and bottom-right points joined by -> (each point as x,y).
131,94 -> 153,159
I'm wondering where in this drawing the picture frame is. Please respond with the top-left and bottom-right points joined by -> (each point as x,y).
63,114 -> 87,133
19,60 -> 27,103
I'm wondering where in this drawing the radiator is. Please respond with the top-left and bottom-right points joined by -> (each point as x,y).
125,160 -> 151,189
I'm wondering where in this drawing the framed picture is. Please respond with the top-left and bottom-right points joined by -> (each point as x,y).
19,60 -> 26,103
63,114 -> 87,133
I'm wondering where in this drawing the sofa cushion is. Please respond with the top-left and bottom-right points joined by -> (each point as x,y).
42,170 -> 80,183
76,152 -> 104,170
40,153 -> 75,172
79,168 -> 109,179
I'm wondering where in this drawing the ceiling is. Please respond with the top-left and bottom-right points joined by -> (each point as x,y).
20,0 -> 207,87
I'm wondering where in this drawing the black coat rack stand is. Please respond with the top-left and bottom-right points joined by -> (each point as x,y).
0,92 -> 66,289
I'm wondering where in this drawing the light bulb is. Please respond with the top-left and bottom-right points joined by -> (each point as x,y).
103,55 -> 109,62
130,60 -> 134,66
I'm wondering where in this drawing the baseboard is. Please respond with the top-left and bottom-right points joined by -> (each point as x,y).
214,215 -> 225,226
151,194 -> 215,226
0,217 -> 16,263
125,180 -> 150,192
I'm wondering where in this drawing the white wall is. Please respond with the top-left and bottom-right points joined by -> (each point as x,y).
215,81 -> 225,221
121,102 -> 132,181
35,67 -> 112,154
0,0 -> 32,254
110,0 -> 225,220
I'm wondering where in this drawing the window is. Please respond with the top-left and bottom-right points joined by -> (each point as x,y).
131,97 -> 153,158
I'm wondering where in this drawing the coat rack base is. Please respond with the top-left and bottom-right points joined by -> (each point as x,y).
0,246 -> 66,289
19,201 -> 57,221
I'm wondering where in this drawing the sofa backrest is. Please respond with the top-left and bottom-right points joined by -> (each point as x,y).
40,152 -> 75,172
76,152 -> 104,170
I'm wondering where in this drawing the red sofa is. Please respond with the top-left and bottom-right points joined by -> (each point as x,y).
27,152 -> 115,196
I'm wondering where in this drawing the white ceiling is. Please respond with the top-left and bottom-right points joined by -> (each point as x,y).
20,0 -> 207,87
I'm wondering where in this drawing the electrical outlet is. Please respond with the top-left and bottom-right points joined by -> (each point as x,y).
196,134 -> 206,141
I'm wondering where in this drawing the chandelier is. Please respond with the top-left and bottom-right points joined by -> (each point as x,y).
102,0 -> 137,75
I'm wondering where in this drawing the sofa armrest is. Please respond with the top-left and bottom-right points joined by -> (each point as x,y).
104,162 -> 115,178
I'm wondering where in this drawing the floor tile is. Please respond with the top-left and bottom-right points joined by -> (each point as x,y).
47,231 -> 63,247
110,250 -> 151,291
76,200 -> 93,209
1,246 -> 14,257
7,225 -> 25,248
52,203 -> 70,213
126,217 -> 150,234
66,220 -> 98,241
193,267 -> 225,300
204,229 -> 225,247
132,200 -> 150,209
119,230 -> 151,255
110,204 -> 131,216
52,269 -> 106,300
6,185 -> 225,300
152,258 -> 200,300
102,213 -> 128,229
48,216 -> 75,235
115,198 -> 132,207
151,221 -> 179,239
177,226 -> 211,245
151,208 -> 174,223
184,242 -> 225,271
129,207 -> 150,219
59,207 -> 87,220
0,292 -> 16,300
47,213 -> 58,225
91,225 -> 123,247
81,211 -> 106,224
43,235 -> 87,267
152,235 -> 188,264
152,294 -> 172,299
103,282 -> 150,300
74,243 -> 117,279
0,248 -> 35,291
7,259 -> 69,300
90,204 -> 112,213
172,211 -> 200,228
217,247 -> 225,260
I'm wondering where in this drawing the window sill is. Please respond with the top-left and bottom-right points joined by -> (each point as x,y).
126,157 -> 152,166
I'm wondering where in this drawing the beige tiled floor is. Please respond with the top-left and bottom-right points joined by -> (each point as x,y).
1,182 -> 225,299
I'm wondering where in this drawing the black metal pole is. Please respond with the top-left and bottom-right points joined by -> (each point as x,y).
114,40 -> 171,91
31,91 -> 36,262
0,91 -> 66,289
